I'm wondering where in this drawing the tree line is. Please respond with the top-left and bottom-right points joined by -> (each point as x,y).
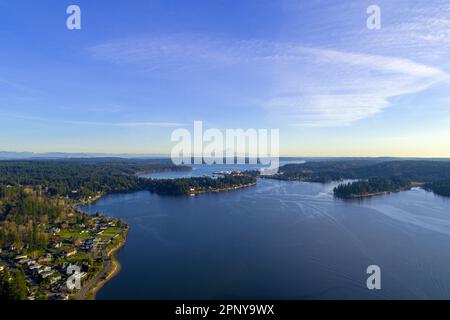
142,175 -> 257,195
0,268 -> 27,300
425,180 -> 450,197
272,160 -> 450,198
333,177 -> 412,199
276,160 -> 450,182
0,159 -> 189,200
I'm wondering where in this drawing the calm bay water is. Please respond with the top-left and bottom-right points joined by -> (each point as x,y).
80,165 -> 450,299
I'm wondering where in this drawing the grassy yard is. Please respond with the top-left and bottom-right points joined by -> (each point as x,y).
65,252 -> 92,264
99,227 -> 121,238
59,229 -> 92,239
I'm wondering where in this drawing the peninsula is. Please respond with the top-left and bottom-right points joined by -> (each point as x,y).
0,158 -> 259,300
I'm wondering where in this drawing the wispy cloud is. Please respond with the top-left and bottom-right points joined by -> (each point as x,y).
0,78 -> 42,97
57,104 -> 125,114
59,120 -> 186,128
89,33 -> 449,127
338,2 -> 450,66
0,111 -> 184,128
265,47 -> 448,126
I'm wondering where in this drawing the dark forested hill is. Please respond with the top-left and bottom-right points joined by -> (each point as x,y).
0,159 -> 189,199
275,160 -> 450,183
273,160 -> 450,198
333,177 -> 412,199
425,180 -> 450,197
142,174 -> 257,196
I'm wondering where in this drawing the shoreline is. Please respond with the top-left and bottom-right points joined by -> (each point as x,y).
335,187 -> 414,199
134,167 -> 193,177
71,173 -> 253,299
71,229 -> 127,300
86,233 -> 127,300
188,182 -> 257,196
71,189 -> 128,301
73,192 -> 106,206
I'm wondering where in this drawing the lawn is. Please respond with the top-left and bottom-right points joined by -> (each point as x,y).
59,229 -> 92,239
99,227 -> 121,238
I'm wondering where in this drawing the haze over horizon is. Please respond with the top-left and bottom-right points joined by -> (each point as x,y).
1,150 -> 450,160
2,0 -> 450,157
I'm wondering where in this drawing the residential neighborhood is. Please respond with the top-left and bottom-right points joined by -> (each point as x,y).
0,214 -> 127,300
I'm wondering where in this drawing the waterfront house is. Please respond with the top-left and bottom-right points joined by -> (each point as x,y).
18,258 -> 31,265
41,270 -> 55,279
79,272 -> 88,280
29,264 -> 42,271
48,241 -> 63,249
42,266 -> 51,272
65,249 -> 77,258
46,226 -> 61,234
49,275 -> 62,285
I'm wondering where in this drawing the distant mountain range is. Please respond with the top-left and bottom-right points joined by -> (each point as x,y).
0,151 -> 169,160
0,151 -> 448,161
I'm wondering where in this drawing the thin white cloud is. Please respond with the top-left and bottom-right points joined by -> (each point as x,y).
89,32 -> 449,127
57,104 -> 125,113
61,120 -> 185,128
340,2 -> 450,66
265,47 -> 448,126
0,78 -> 42,95
0,111 -> 184,128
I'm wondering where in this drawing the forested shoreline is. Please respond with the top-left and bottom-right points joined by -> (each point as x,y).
273,160 -> 450,199
142,174 -> 257,196
0,159 -> 188,300
3,158 -> 450,299
333,177 -> 413,199
425,180 -> 450,197
0,159 -> 190,200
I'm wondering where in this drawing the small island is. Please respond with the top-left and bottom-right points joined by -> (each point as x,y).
141,172 -> 258,196
333,177 -> 413,199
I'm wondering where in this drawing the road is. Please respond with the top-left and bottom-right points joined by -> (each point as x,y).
72,248 -> 111,300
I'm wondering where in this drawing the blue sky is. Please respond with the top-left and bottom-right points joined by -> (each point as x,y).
1,0 -> 450,156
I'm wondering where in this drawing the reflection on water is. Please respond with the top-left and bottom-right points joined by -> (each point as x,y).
80,165 -> 450,300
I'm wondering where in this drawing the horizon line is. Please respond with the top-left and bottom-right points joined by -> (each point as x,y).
1,150 -> 450,160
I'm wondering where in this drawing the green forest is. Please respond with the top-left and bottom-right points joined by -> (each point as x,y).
275,160 -> 450,182
273,160 -> 450,198
425,180 -> 450,197
0,186 -> 65,249
0,159 -> 189,200
333,177 -> 412,199
0,267 -> 27,300
142,175 -> 257,195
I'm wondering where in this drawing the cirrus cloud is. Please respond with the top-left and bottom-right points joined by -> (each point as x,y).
89,34 -> 449,127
